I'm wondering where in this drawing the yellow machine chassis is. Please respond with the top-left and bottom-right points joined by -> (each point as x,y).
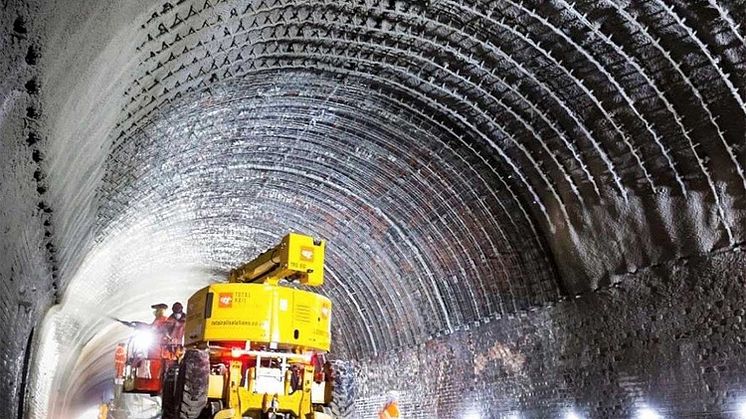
212,360 -> 329,419
185,283 -> 331,352
179,233 -> 334,419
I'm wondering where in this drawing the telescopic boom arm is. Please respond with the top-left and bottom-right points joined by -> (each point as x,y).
227,232 -> 325,286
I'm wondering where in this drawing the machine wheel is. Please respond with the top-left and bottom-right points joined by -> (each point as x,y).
175,349 -> 210,419
328,360 -> 357,418
198,400 -> 223,419
161,364 -> 180,419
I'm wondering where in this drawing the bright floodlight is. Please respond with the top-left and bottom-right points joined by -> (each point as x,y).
737,400 -> 746,419
637,406 -> 662,419
564,409 -> 583,419
132,329 -> 154,353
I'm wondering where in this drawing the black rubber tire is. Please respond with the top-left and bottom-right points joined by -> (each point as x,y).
161,364 -> 179,419
175,349 -> 210,419
197,400 -> 223,419
328,360 -> 357,418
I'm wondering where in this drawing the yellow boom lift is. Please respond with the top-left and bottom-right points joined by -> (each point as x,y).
161,233 -> 347,419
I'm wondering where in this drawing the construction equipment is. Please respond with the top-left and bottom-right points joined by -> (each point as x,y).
160,232 -> 346,419
110,311 -> 181,399
108,321 -> 180,419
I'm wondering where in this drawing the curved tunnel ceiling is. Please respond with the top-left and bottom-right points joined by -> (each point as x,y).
5,0 -> 745,417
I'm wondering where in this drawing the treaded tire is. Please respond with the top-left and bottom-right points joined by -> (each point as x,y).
175,349 -> 209,419
161,364 -> 179,419
197,401 -> 223,419
329,360 -> 357,418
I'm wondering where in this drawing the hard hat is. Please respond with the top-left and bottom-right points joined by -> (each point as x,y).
172,302 -> 183,312
151,303 -> 168,310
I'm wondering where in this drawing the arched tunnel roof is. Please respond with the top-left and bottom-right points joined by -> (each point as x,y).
0,0 -> 745,417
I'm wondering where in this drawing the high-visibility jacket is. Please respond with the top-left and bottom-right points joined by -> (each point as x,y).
114,345 -> 126,378
152,316 -> 169,332
379,401 -> 400,419
149,316 -> 170,357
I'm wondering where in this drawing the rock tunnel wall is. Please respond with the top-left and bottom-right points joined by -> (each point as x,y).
352,249 -> 746,418
0,0 -> 745,417
0,1 -> 58,417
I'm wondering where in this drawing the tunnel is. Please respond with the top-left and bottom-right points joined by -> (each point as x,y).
1,0 -> 746,417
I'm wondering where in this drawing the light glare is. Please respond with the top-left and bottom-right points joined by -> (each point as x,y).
132,330 -> 154,353
637,407 -> 662,419
77,406 -> 100,419
737,400 -> 746,419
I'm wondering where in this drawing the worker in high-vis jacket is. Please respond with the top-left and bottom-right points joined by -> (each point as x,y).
136,303 -> 170,379
150,303 -> 170,336
151,303 -> 171,355
114,343 -> 126,379
379,400 -> 400,419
